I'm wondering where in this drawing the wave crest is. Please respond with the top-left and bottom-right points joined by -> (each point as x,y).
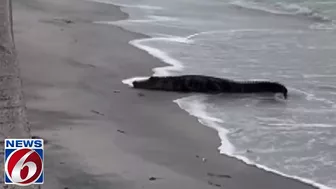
230,0 -> 330,22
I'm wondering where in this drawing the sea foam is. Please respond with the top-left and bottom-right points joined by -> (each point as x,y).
122,77 -> 149,87
129,38 -> 186,76
95,15 -> 179,25
88,0 -> 163,10
174,95 -> 334,189
291,88 -> 336,108
174,95 -> 235,155
229,0 -> 330,22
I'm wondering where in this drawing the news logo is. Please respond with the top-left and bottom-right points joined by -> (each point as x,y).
4,139 -> 44,186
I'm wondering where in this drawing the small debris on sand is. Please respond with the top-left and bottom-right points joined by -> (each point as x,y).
149,176 -> 162,181
214,183 -> 221,187
149,177 -> 156,181
246,149 -> 253,153
50,18 -> 75,25
208,181 -> 221,187
56,18 -> 74,24
40,18 -> 75,26
91,110 -> 105,116
60,162 -> 65,165
65,20 -> 73,24
196,155 -> 207,162
117,129 -> 126,134
114,90 -> 121,93
207,172 -> 232,178
137,92 -> 145,97
0,45 -> 11,55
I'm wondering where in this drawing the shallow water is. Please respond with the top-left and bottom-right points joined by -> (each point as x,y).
93,0 -> 336,188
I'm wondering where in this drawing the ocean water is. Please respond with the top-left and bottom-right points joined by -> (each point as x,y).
92,0 -> 336,188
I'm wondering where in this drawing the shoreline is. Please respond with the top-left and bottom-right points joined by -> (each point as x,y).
108,3 -> 331,189
13,0 -> 323,189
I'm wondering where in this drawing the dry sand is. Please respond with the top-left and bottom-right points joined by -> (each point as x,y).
0,1 -> 37,188
12,0 -> 317,188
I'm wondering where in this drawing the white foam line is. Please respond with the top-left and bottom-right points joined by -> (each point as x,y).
87,0 -> 163,10
291,88 -> 336,108
268,123 -> 335,128
148,15 -> 179,22
303,74 -> 336,78
310,22 -> 336,30
151,33 -> 192,40
132,36 -> 191,44
173,95 -> 234,155
230,0 -> 292,15
122,77 -> 149,87
312,1 -> 336,5
285,108 -> 335,114
95,20 -> 145,25
231,155 -> 333,189
129,38 -> 186,76
229,0 -> 330,21
255,117 -> 296,123
95,15 -> 179,25
185,29 -> 305,40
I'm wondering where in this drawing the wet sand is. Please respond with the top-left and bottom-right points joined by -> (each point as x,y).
13,0 -> 317,188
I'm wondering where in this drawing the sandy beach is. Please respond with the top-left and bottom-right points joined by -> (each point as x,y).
11,0 -> 319,188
